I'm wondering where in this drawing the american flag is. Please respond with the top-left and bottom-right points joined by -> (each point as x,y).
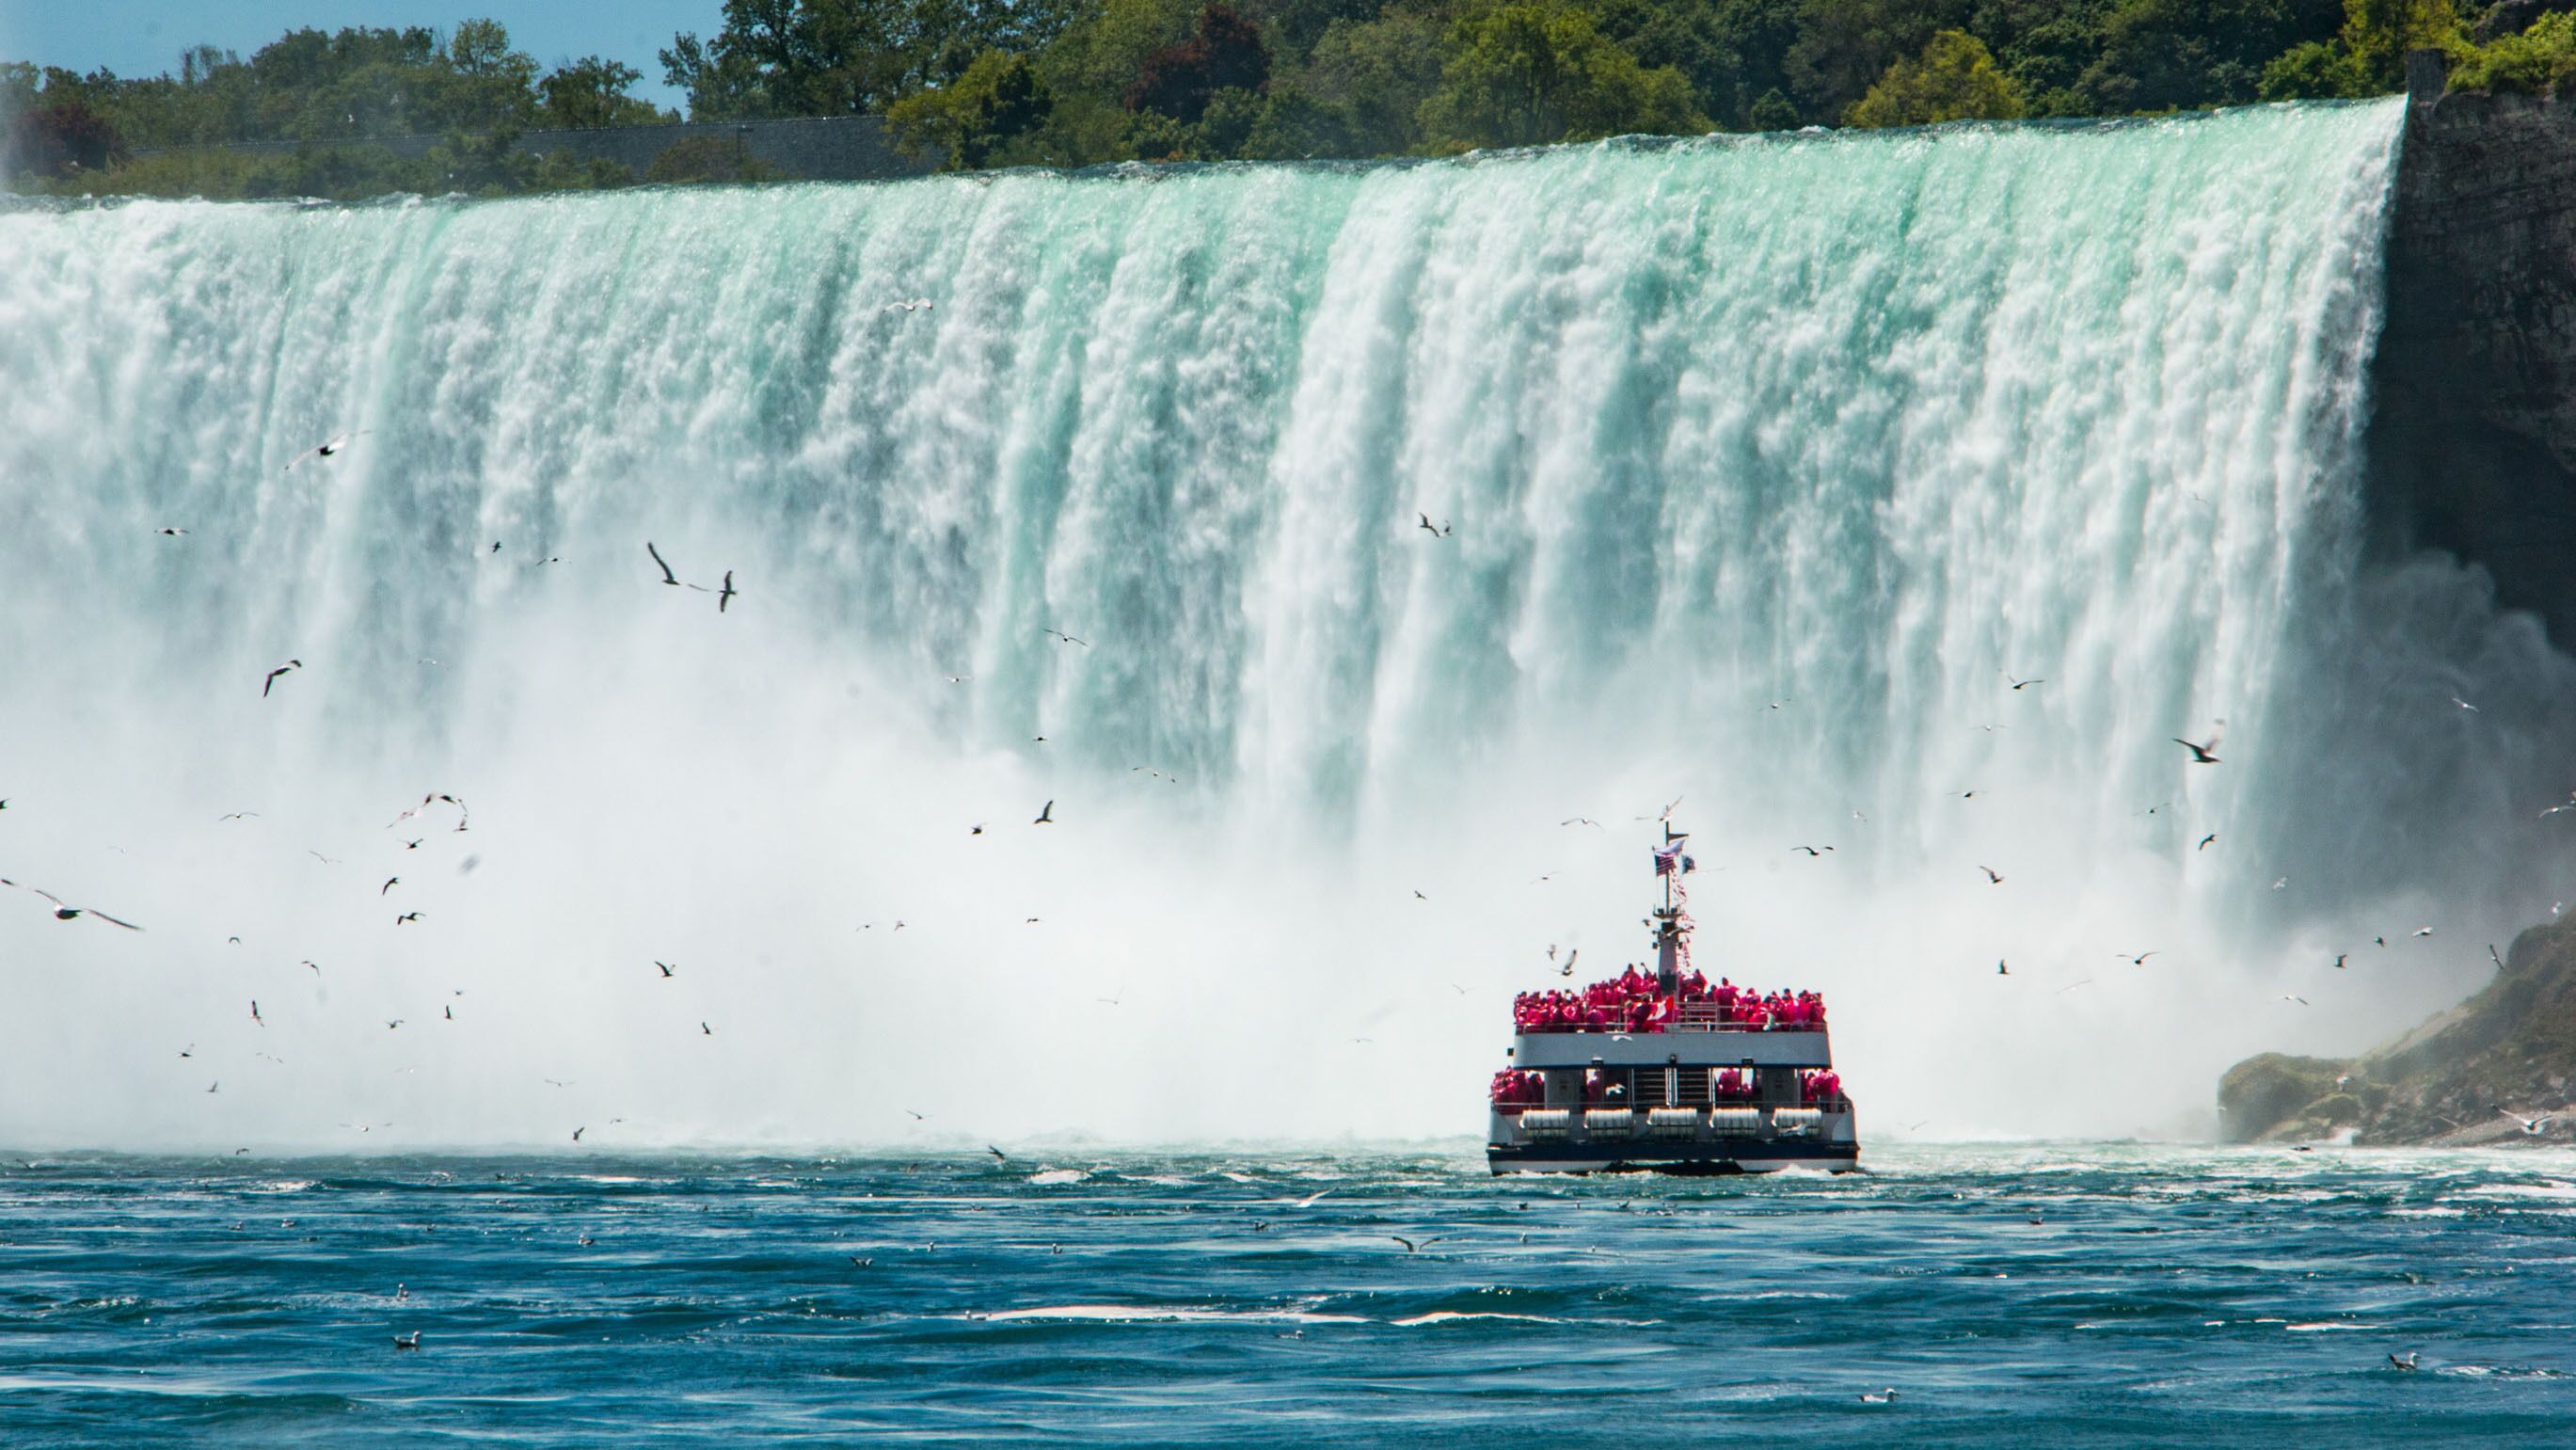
1653,844 -> 1695,876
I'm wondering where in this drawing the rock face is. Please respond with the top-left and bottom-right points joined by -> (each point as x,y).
2218,915 -> 2576,1144
2370,57 -> 2576,644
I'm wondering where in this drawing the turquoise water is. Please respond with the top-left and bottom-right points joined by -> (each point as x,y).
4,1145 -> 2571,1444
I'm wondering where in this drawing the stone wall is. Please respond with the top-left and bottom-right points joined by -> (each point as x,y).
128,115 -> 936,184
2370,53 -> 2576,643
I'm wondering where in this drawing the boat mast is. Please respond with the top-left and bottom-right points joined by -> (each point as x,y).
1655,825 -> 1682,994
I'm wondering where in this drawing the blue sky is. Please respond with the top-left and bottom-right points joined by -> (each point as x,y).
2,2 -> 719,108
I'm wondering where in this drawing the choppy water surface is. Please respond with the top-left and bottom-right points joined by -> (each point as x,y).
2,1144 -> 2570,1444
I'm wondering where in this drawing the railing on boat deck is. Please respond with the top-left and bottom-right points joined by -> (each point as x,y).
1492,1097 -> 1852,1115
1513,1005 -> 1827,1035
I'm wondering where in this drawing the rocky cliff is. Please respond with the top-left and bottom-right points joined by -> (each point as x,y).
2218,914 -> 2576,1144
2371,54 -> 2576,644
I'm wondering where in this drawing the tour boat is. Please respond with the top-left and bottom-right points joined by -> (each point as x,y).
1486,832 -> 1860,1174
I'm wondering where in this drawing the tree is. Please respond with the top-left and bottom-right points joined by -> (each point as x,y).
2072,0 -> 2305,112
664,0 -> 1038,120
888,48 -> 1056,166
5,98 -> 125,179
2339,0 -> 2462,89
539,56 -> 674,129
1419,5 -> 1709,151
1296,11 -> 1445,153
1126,4 -> 1272,120
1785,0 -> 1954,120
1844,27 -> 2026,124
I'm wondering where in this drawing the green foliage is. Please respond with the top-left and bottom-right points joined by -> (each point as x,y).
1844,27 -> 2025,124
2257,36 -> 2366,95
1418,5 -> 1709,151
888,48 -> 1057,166
2338,0 -> 2460,90
2450,11 -> 2576,93
0,0 -> 2514,194
540,57 -> 676,129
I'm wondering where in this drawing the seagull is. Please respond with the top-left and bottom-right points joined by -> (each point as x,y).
904,1109 -> 927,1121
392,1331 -> 421,1350
2007,677 -> 2045,691
2376,935 -> 2388,948
1561,817 -> 1600,828
206,1081 -> 219,1093
969,823 -> 986,836
1034,800 -> 1054,824
883,298 -> 934,312
380,876 -> 400,896
395,911 -> 421,925
1413,889 -> 1427,900
701,1021 -> 713,1036
262,660 -> 303,697
2281,995 -> 2308,1006
1294,1189 -> 1331,1208
2272,877 -> 2289,891
1097,987 -> 1124,1006
386,1019 -> 404,1029
2334,953 -> 2348,970
1978,865 -> 2003,884
2412,927 -> 2434,938
2452,695 -> 2479,712
2124,951 -> 2157,966
288,431 -> 360,470
2499,1109 -> 2552,1136
1858,1389 -> 1899,1404
309,852 -> 340,865
1042,629 -> 1089,647
647,541 -> 683,586
986,1145 -> 1008,1161
250,1000 -> 263,1026
2171,735 -> 2220,764
657,961 -> 676,978
572,1126 -> 586,1142
219,812 -> 259,821
2490,944 -> 2506,971
1389,1235 -> 1448,1251
0,879 -> 143,930
155,526 -> 188,536
1791,846 -> 1832,857
1560,949 -> 1578,977
1415,512 -> 1450,537
717,570 -> 736,613
2542,792 -> 2576,818
1996,960 -> 2010,976
2059,979 -> 2094,993
2197,834 -> 2217,851
2388,1351 -> 2418,1371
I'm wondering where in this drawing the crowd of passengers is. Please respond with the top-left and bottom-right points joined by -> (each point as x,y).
1511,967 -> 1827,1034
1487,1067 -> 1847,1107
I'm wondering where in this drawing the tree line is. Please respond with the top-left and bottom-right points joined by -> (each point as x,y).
2,0 -> 2561,198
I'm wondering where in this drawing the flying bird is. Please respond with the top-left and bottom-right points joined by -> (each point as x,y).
288,432 -> 360,470
2124,951 -> 2157,966
572,1126 -> 586,1142
2281,995 -> 2308,1006
1034,800 -> 1054,824
1042,629 -> 1089,647
717,570 -> 736,613
1561,817 -> 1600,828
701,1022 -> 713,1036
218,811 -> 259,821
380,876 -> 399,896
1791,845 -> 1833,857
2389,1351 -> 2419,1371
1389,1235 -> 1448,1252
2333,954 -> 2348,970
262,660 -> 303,697
2007,677 -> 2045,691
647,541 -> 683,586
0,879 -> 142,930
2490,943 -> 2506,971
250,1000 -> 263,1027
2452,695 -> 2479,712
1978,865 -> 2003,884
1996,960 -> 2010,976
987,1145 -> 1008,1161
657,961 -> 676,978
1415,512 -> 1451,537
2412,927 -> 2434,938
2171,735 -> 2220,764
2197,834 -> 2217,851
155,526 -> 187,536
395,911 -> 421,925
2499,1108 -> 2553,1136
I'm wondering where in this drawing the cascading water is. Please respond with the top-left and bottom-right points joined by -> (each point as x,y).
5,97 -> 2572,1149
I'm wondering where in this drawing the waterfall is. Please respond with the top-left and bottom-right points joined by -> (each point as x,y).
5,98 -> 2569,1147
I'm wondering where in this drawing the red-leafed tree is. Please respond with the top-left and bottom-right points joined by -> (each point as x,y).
1123,4 -> 1269,122
6,99 -> 127,179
